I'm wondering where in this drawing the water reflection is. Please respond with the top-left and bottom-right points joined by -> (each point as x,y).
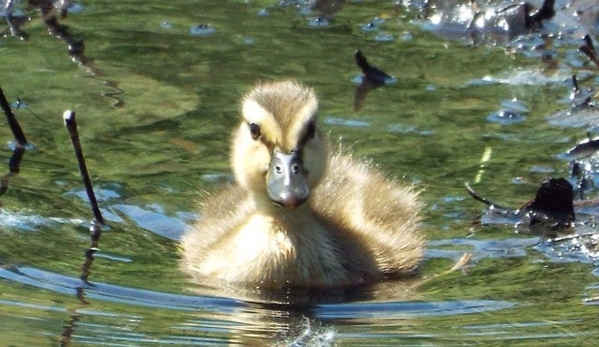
416,0 -> 555,45
2,1 -> 87,63
1,0 -> 29,40
280,0 -> 345,22
0,265 -> 519,345
1,0 -> 127,108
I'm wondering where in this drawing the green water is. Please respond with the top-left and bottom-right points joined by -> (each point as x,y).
1,0 -> 599,345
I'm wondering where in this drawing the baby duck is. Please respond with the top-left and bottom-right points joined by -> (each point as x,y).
181,80 -> 424,288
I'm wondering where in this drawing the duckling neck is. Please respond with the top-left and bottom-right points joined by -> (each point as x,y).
253,196 -> 316,232
251,192 -> 304,217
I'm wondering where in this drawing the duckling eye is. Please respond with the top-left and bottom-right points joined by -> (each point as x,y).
249,123 -> 261,140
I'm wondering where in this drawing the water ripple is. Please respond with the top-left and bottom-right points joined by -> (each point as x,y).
0,267 -> 242,312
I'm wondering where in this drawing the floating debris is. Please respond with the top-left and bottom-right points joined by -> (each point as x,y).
361,21 -> 379,33
324,117 -> 370,127
525,178 -> 575,225
495,0 -> 555,32
547,75 -> 599,128
355,50 -> 396,85
387,123 -> 417,134
283,0 -> 344,20
257,9 -> 269,17
417,0 -> 555,46
401,31 -> 413,41
307,16 -> 329,27
306,0 -> 345,20
374,32 -> 395,42
189,23 -> 216,36
561,134 -> 599,160
241,36 -> 254,45
579,34 -> 599,69
500,99 -> 530,113
486,109 -> 526,125
528,165 -> 555,174
353,50 -> 397,111
466,177 -> 575,237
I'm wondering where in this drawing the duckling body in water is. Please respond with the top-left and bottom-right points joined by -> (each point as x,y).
181,80 -> 424,288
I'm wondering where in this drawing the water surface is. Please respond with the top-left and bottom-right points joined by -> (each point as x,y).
1,0 -> 599,345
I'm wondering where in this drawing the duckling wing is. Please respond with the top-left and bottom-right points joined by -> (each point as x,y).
312,152 -> 425,276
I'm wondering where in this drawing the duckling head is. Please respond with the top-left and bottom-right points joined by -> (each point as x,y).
231,80 -> 328,210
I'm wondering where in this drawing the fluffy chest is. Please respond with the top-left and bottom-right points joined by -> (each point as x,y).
232,214 -> 297,263
202,213 -> 350,286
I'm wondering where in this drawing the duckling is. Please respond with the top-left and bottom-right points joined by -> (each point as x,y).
180,80 -> 424,288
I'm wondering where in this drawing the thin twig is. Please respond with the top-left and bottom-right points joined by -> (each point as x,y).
584,34 -> 596,55
63,110 -> 104,225
547,232 -> 597,244
464,182 -> 510,210
63,110 -> 105,285
0,86 -> 28,146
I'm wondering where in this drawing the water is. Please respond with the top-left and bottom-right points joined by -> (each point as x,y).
1,0 -> 599,345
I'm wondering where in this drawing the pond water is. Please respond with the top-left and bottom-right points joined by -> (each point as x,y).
1,0 -> 599,345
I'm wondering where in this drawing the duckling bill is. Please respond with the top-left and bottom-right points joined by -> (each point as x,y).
267,148 -> 309,209
180,80 -> 425,289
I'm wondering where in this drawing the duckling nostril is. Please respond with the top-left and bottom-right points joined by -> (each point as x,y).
291,164 -> 301,174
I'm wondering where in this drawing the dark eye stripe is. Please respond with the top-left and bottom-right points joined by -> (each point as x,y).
306,121 -> 316,140
299,120 -> 317,146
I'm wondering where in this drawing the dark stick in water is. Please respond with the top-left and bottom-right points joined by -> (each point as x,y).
63,110 -> 105,285
0,86 -> 28,147
579,35 -> 599,68
63,110 -> 105,226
